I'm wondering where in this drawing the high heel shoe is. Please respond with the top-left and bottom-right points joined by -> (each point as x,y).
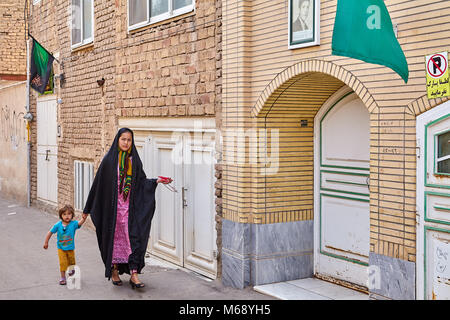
112,279 -> 123,286
129,279 -> 145,289
111,267 -> 122,286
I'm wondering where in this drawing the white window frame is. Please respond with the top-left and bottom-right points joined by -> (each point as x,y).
128,0 -> 195,32
74,160 -> 94,211
288,0 -> 321,50
435,130 -> 450,175
71,0 -> 95,50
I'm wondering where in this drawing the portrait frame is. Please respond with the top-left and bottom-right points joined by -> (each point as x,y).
288,0 -> 320,49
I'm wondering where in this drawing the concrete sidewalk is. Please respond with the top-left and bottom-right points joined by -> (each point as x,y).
0,196 -> 274,300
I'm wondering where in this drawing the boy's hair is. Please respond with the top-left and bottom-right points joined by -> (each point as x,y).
58,205 -> 75,220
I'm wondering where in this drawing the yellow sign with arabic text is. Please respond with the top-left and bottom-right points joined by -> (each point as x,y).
426,51 -> 449,99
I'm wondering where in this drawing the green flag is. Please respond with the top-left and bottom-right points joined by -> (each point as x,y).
30,38 -> 55,94
332,0 -> 409,83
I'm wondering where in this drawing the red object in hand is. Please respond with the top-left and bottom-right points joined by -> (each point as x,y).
158,176 -> 172,182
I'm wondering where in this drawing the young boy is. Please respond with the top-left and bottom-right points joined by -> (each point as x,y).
43,205 -> 87,285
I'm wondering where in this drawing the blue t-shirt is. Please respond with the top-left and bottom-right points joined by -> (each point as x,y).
50,220 -> 80,251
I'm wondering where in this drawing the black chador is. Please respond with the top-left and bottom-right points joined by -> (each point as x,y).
83,128 -> 158,278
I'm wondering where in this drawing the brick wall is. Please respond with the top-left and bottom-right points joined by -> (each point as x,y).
114,0 -> 219,119
0,0 -> 26,77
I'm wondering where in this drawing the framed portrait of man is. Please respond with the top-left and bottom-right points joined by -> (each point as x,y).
289,0 -> 320,49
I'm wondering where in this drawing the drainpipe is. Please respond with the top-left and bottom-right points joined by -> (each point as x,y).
24,38 -> 32,208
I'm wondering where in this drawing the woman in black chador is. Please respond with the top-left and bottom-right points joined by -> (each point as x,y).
82,128 -> 172,289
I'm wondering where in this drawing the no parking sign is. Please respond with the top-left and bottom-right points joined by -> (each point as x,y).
426,52 -> 449,99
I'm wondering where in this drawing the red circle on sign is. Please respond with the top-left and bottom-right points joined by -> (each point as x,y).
427,54 -> 447,78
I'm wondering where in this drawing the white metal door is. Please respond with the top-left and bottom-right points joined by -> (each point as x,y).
147,132 -> 184,266
147,130 -> 217,278
417,101 -> 450,300
183,132 -> 217,278
37,96 -> 58,204
314,91 -> 370,288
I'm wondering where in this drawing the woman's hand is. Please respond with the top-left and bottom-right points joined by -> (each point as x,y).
82,213 -> 89,220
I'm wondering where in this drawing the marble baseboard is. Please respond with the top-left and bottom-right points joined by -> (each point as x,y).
251,253 -> 313,285
222,219 -> 251,255
221,219 -> 252,289
369,252 -> 416,300
221,250 -> 250,289
369,292 -> 392,300
251,220 -> 314,255
222,219 -> 314,288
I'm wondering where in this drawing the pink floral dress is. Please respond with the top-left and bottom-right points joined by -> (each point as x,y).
111,158 -> 132,265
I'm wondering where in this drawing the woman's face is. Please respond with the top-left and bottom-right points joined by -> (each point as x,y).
118,131 -> 132,152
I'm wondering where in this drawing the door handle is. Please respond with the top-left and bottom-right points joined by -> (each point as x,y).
45,149 -> 50,161
182,187 -> 188,208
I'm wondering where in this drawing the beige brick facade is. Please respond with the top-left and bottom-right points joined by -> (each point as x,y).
221,0 -> 450,266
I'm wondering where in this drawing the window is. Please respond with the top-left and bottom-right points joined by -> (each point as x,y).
71,0 -> 94,49
436,131 -> 450,174
74,161 -> 94,211
128,0 -> 194,31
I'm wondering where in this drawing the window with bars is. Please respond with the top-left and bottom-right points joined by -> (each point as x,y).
74,161 -> 94,211
128,0 -> 194,31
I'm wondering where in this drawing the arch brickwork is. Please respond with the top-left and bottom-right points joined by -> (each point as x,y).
252,59 -> 380,117
406,94 -> 449,117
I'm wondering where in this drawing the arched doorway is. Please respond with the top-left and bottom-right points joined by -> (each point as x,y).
249,64 -> 375,287
314,88 -> 370,288
248,61 -> 376,290
221,60 -> 378,292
